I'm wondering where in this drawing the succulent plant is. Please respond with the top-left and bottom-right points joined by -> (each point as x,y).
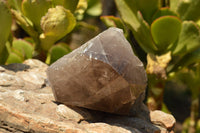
0,1 -> 12,64
101,1 -> 200,130
102,0 -> 200,79
52,0 -> 79,13
6,39 -> 34,64
102,0 -> 198,61
100,16 -> 128,37
74,0 -> 88,20
5,0 -> 103,65
7,0 -> 22,11
40,6 -> 76,51
106,0 -> 200,131
86,0 -> 102,17
4,0 -> 81,64
21,0 -> 52,33
45,42 -> 71,64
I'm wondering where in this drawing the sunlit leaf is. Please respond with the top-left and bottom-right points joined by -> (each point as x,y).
134,12 -> 157,53
152,7 -> 178,21
86,0 -> 102,16
115,0 -> 140,31
115,0 -> 158,53
11,9 -> 38,39
151,16 -> 181,51
12,39 -> 34,59
177,0 -> 200,22
40,6 -> 76,51
172,21 -> 200,56
133,0 -> 160,24
0,1 -> 12,64
52,0 -> 79,13
6,43 -> 24,64
6,52 -> 23,64
100,16 -> 126,32
170,0 -> 181,13
22,0 -> 52,32
74,0 -> 88,20
46,43 -> 71,64
7,0 -> 22,11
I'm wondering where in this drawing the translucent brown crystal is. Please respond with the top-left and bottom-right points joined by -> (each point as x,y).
47,27 -> 147,114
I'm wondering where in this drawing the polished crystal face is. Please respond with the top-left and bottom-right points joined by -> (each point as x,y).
47,27 -> 147,114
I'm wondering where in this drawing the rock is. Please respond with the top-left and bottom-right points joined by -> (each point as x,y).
150,110 -> 176,130
47,27 -> 147,115
56,104 -> 92,122
0,59 -> 175,133
13,90 -> 25,101
17,59 -> 48,87
82,123 -> 141,133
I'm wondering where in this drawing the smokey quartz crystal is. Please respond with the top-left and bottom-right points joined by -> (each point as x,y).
47,27 -> 147,115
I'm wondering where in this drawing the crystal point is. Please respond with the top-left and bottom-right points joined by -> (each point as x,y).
47,27 -> 147,114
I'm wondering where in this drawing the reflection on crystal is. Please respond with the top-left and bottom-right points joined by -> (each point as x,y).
47,27 -> 147,114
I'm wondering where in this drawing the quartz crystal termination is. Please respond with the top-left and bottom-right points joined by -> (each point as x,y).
47,27 -> 147,115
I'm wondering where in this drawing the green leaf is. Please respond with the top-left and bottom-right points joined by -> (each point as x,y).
40,6 -> 76,51
0,45 -> 9,65
11,9 -> 38,39
41,6 -> 76,37
197,119 -> 200,133
172,21 -> 200,56
100,16 -> 126,32
74,0 -> 88,20
197,19 -> 200,27
0,1 -> 12,64
52,0 -> 79,13
177,0 -> 200,22
179,48 -> 200,67
63,0 -> 79,13
21,0 -> 52,32
169,0 -> 181,13
24,37 -> 35,45
7,0 -> 22,11
86,0 -> 102,16
133,11 -> 157,53
6,52 -> 23,64
151,16 -> 181,51
52,0 -> 63,6
115,0 -> 140,31
12,39 -> 34,59
100,16 -> 120,27
152,7 -> 178,21
133,0 -> 160,24
114,0 -> 158,53
6,41 -> 24,64
46,43 -> 71,64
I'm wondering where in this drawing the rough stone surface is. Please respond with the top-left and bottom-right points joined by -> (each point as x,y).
150,110 -> 176,130
0,59 -> 175,133
47,27 -> 147,115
